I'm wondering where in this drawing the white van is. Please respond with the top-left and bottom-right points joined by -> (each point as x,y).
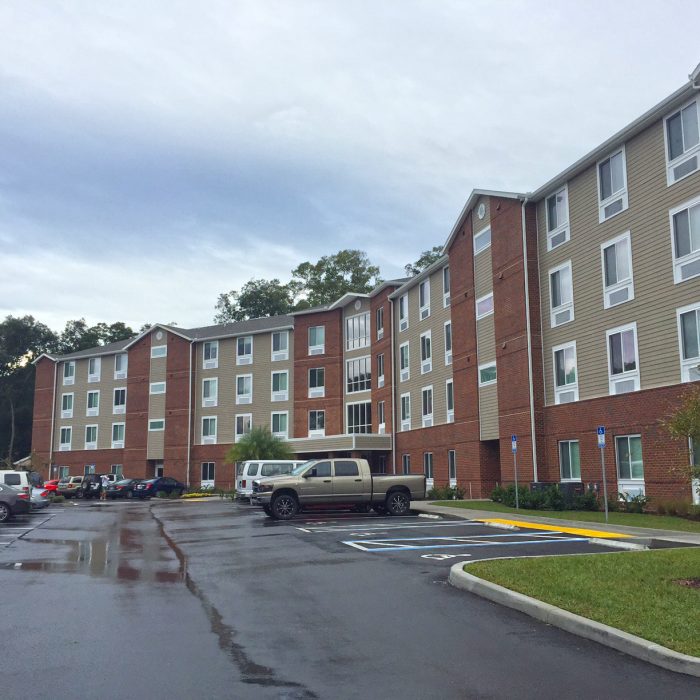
236,460 -> 306,501
0,470 -> 42,496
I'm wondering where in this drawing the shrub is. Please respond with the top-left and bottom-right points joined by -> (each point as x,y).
655,500 -> 668,515
428,484 -> 465,500
619,493 -> 650,513
688,505 -> 700,521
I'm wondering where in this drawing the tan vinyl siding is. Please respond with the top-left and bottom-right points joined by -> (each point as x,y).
479,384 -> 499,440
474,246 -> 493,299
147,426 -> 165,460
474,196 -> 491,235
476,316 -> 496,364
539,118 -> 700,406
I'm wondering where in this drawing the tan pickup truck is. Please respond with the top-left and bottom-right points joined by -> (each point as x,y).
250,458 -> 426,520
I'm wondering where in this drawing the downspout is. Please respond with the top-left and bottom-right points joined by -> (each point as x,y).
186,341 -> 193,488
390,297 -> 397,474
521,198 -> 538,483
48,361 -> 57,476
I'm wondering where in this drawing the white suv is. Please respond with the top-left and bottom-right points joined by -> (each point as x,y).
0,470 -> 42,496
236,461 -> 306,501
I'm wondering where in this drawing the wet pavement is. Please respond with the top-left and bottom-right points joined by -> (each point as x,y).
2,500 -> 699,699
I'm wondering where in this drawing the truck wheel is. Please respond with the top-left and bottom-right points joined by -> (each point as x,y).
262,505 -> 273,517
271,493 -> 298,520
386,491 -> 410,516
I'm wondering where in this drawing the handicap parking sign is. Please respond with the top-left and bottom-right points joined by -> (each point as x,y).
597,426 -> 605,448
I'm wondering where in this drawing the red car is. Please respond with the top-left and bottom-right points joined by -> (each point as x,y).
43,480 -> 60,493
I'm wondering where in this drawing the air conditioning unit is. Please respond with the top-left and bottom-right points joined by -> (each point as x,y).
272,351 -> 288,362
378,376 -> 384,388
309,387 -> 324,398
671,155 -> 697,183
420,307 -> 429,320
272,392 -> 288,402
237,356 -> 252,365
422,417 -> 433,428
399,319 -> 408,332
309,346 -> 324,355
401,421 -> 410,431
203,359 -> 217,370
378,424 -> 385,434
113,406 -> 125,415
237,396 -> 252,405
202,436 -> 216,445
445,352 -> 452,365
203,398 -> 217,407
115,370 -> 127,380
554,309 -> 571,325
421,360 -> 432,374
400,369 -> 409,381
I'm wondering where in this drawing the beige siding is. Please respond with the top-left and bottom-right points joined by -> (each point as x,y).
343,298 -> 372,427
147,331 -> 169,459
474,247 -> 493,299
476,316 -> 496,364
473,195 -> 491,235
479,384 -> 499,440
538,118 -> 700,405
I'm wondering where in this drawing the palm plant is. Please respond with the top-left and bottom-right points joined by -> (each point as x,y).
225,425 -> 293,463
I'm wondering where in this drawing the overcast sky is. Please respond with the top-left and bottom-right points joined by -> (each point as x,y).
2,1 -> 699,332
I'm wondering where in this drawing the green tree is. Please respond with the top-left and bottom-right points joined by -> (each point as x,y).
225,426 -> 293,463
58,318 -> 134,354
662,385 -> 700,499
214,279 -> 295,324
404,246 -> 444,276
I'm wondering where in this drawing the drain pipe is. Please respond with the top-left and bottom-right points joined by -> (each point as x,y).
186,341 -> 193,488
48,360 -> 57,477
390,297 -> 397,475
521,198 -> 538,483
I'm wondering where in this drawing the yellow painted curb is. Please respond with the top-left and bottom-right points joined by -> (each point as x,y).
477,518 -> 632,539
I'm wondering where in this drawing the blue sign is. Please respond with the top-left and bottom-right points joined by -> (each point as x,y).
511,435 -> 517,453
597,426 -> 606,448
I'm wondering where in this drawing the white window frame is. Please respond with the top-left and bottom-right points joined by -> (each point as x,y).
61,393 -> 74,419
148,419 -> 165,431
308,410 -> 325,437
271,411 -> 289,439
308,367 -> 325,398
443,266 -> 450,307
559,440 -> 581,482
87,357 -> 101,383
549,260 -> 574,327
664,96 -> 700,186
421,385 -> 433,428
377,353 -> 385,388
676,301 -> 700,382
600,231 -> 634,308
201,462 -> 215,486
444,321 -> 452,365
446,379 -> 454,423
377,400 -> 386,434
399,342 -> 410,382
478,362 -> 497,387
63,361 -> 75,386
400,392 -> 411,431
420,331 -> 432,374
474,226 -> 491,255
418,279 -> 431,320
346,312 -> 370,351
552,341 -> 578,404
399,294 -> 409,332
236,374 -> 253,404
402,454 -> 411,475
423,452 -> 434,480
59,426 -> 72,451
346,400 -> 372,435
475,292 -> 494,320
670,194 -> 700,284
346,356 -> 371,394
271,331 -> 289,361
376,306 -> 384,340
150,382 -> 166,395
545,184 -> 570,250
448,449 -> 457,485
308,326 -> 325,355
202,377 -> 218,407
202,416 -> 217,444
111,423 -> 125,449
151,345 -> 167,358
86,389 -> 100,417
271,370 -> 289,402
236,336 -> 253,365
114,353 -> 128,379
615,434 -> 645,483
235,414 -> 252,442
113,387 -> 127,415
203,341 -> 219,369
85,424 -> 98,450
606,322 -> 640,395
596,145 -> 628,223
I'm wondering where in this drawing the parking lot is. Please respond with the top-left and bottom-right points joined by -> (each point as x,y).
0,507 -> 59,548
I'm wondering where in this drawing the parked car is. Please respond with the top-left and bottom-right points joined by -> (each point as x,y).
0,483 -> 31,522
133,477 -> 185,499
105,479 -> 142,499
236,460 -> 306,501
43,479 -> 60,493
0,469 -> 42,497
29,487 -> 51,510
76,474 -> 106,499
57,476 -> 84,498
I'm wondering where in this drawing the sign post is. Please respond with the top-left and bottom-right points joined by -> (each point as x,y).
597,426 -> 609,524
511,435 -> 519,510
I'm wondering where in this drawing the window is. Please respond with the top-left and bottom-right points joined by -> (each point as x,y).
88,357 -> 101,383
151,345 -> 167,358
85,425 -> 98,449
84,464 -> 96,475
474,227 -> 491,255
271,371 -> 289,401
271,412 -> 288,438
597,146 -> 628,222
677,302 -> 700,381
346,312 -> 370,350
308,461 -> 331,477
235,414 -> 252,442
616,435 -> 644,481
309,410 -> 325,436
236,374 -> 253,404
400,393 -> 411,431
665,97 -> 700,184
309,368 -> 325,398
148,419 -> 165,431
202,378 -> 218,407
86,390 -> 100,417
61,393 -> 74,419
376,306 -> 384,339
347,402 -> 371,434
421,386 -> 433,428
671,195 -> 700,283
201,462 -> 215,484
476,293 -> 494,320
203,341 -> 218,369
420,331 -> 432,374
399,294 -> 409,331
549,261 -> 574,327
202,417 -> 217,443
443,266 -> 450,307
268,331 -> 288,362
111,423 -> 125,449
418,279 -> 430,320
309,326 -> 325,355
58,466 -> 70,478
113,387 -> 126,415
479,363 -> 497,387
402,454 -> 411,475
335,461 -> 359,477
377,353 -> 385,388
601,231 -> 634,308
546,185 -> 570,250
553,342 -> 578,403
559,441 -> 581,481
236,336 -> 253,365
607,323 -> 639,394
114,353 -> 128,379
377,400 -> 386,434
446,379 -> 454,423
399,342 -> 410,381
423,452 -> 434,479
59,427 -> 72,451
444,321 -> 452,365
448,449 -> 457,482
111,464 -> 123,478
63,361 -> 75,386
150,382 -> 166,395
346,357 -> 371,393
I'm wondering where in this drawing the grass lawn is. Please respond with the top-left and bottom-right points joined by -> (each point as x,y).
431,500 -> 700,533
467,548 -> 700,657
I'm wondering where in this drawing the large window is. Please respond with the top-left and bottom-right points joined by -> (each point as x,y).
235,414 -> 252,442
671,196 -> 700,284
202,417 -> 217,443
346,312 -> 370,350
236,374 -> 253,404
85,425 -> 98,449
271,371 -> 289,401
678,302 -> 700,381
546,186 -> 569,250
236,336 -> 253,365
553,342 -> 578,403
271,412 -> 288,438
309,410 -> 325,436
202,378 -> 218,407
474,227 -> 491,255
423,452 -> 434,479
420,331 -> 432,374
399,294 -> 409,331
418,279 -> 430,320
59,427 -> 72,451
88,357 -> 101,383
446,379 -> 454,423
607,323 -> 639,394
201,462 -> 215,485
443,266 -> 450,307
601,232 -> 634,308
111,423 -> 125,449
421,386 -> 433,428
377,353 -> 385,388
114,353 -> 128,379
559,441 -> 581,481
86,390 -> 100,417
444,321 -> 452,365
346,357 -> 371,393
309,326 -> 325,354
376,306 -> 384,339
63,361 -> 75,386
549,261 -> 574,327
400,393 -> 411,430
113,387 -> 126,415
616,435 -> 644,481
665,97 -> 700,184
399,342 -> 410,381
597,147 -> 628,222
309,367 -> 325,397
203,341 -> 218,369
61,393 -> 73,419
347,402 -> 371,434
271,331 -> 289,361
476,293 -> 494,320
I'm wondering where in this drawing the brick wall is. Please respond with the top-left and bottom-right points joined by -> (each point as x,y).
31,357 -> 56,479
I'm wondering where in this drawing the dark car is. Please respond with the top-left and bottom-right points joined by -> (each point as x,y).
0,483 -> 31,522
133,477 -> 185,499
105,479 -> 142,499
76,474 -> 105,500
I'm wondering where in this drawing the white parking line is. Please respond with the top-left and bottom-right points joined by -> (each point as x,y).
296,520 -> 487,534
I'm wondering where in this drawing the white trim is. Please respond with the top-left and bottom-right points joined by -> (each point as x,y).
421,385 -> 433,428
345,399 -> 372,435
87,357 -> 101,383
418,278 -> 431,320
59,426 -> 72,451
236,335 -> 253,365
474,226 -> 492,256
151,345 -> 167,359
399,293 -> 409,332
345,311 -> 370,351
552,341 -> 578,404
114,353 -> 128,380
271,331 -> 289,361
400,392 -> 411,431
345,355 -> 372,395
475,292 -> 494,320
375,306 -> 384,340
203,340 -> 219,369
236,373 -> 253,404
448,449 -> 457,484
150,381 -> 166,395
478,362 -> 497,387
420,330 -> 432,375
446,378 -> 454,423
600,231 -> 634,308
545,184 -> 570,251
606,322 -> 640,395
202,377 -> 218,407
84,424 -> 98,450
86,389 -> 100,417
308,367 -> 325,398
235,413 -> 252,442
549,260 -> 574,327
615,434 -> 645,483
444,320 -> 452,366
113,387 -> 127,415
308,409 -> 325,437
558,440 -> 581,481
663,96 -> 700,186
271,411 -> 289,439
148,419 -> 165,431
670,193 -> 700,284
201,416 -> 217,444
399,341 -> 410,382
111,422 -> 125,449
596,145 -> 629,223
676,301 -> 700,382
61,392 -> 74,419
308,325 -> 325,355
442,265 -> 451,307
63,360 -> 75,386
377,352 -> 385,388
271,370 -> 289,402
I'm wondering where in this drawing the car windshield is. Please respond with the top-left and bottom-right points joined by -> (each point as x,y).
290,460 -> 315,476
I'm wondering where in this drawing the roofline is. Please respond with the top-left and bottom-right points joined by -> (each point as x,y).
123,323 -> 192,350
369,280 -> 407,297
289,306 -> 332,317
31,353 -> 57,366
389,254 -> 449,299
190,323 -> 295,342
328,292 -> 370,311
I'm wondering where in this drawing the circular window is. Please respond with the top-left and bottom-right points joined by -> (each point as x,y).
155,331 -> 163,340
477,202 -> 486,220
354,300 -> 362,310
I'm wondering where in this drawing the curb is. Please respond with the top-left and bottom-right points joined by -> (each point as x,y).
449,561 -> 700,678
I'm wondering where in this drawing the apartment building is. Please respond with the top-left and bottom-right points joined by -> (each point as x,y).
32,63 -> 700,502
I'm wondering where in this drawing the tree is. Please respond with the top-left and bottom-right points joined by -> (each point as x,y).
58,318 -> 135,354
214,279 -> 295,324
404,246 -> 444,277
225,426 -> 293,463
290,249 -> 382,307
662,385 -> 700,499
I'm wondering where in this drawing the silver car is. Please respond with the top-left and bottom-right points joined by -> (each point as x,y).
29,486 -> 51,510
